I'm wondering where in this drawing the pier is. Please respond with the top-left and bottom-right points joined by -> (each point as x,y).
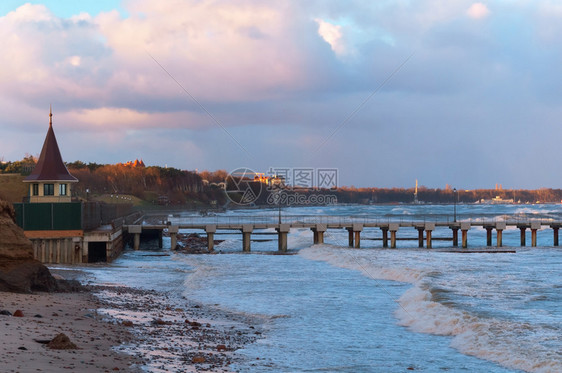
128,214 -> 562,252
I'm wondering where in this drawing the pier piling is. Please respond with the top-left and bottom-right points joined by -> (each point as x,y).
129,225 -> 142,250
241,225 -> 253,252
353,223 -> 363,249
425,223 -> 435,249
347,228 -> 354,247
552,225 -> 560,246
485,226 -> 493,246
276,224 -> 290,252
381,227 -> 389,248
416,226 -> 424,248
206,225 -> 216,252
389,223 -> 399,249
311,224 -> 326,245
531,222 -> 540,247
518,225 -> 527,246
496,222 -> 506,247
461,222 -> 470,248
169,225 -> 179,250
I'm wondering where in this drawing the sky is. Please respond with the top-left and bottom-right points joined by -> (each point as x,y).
1,1 -> 562,189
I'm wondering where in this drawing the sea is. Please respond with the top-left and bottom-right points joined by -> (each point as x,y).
67,203 -> 561,372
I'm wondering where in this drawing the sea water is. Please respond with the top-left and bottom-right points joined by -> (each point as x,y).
77,204 -> 561,372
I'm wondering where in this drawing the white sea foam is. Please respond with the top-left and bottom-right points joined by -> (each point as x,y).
299,245 -> 562,373
299,245 -> 426,284
390,207 -> 414,215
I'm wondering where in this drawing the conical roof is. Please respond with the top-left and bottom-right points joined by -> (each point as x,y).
24,109 -> 78,183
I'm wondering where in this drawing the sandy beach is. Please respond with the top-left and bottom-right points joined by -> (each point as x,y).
0,283 -> 263,373
0,291 -> 143,372
89,284 -> 263,373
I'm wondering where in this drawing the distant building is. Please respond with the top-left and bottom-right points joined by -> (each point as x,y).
23,107 -> 78,202
121,159 -> 146,168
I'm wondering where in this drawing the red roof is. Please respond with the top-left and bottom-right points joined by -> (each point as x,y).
24,111 -> 78,183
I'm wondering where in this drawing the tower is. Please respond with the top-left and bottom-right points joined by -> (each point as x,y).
23,107 -> 78,202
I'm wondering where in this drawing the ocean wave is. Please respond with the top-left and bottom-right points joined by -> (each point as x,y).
395,286 -> 561,373
299,245 -> 562,373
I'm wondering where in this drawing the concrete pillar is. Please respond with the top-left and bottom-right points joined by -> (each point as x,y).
461,222 -> 470,249
207,232 -> 215,251
242,224 -> 253,252
354,231 -> 361,248
134,234 -> 140,250
425,223 -> 435,249
553,227 -> 559,247
311,224 -> 326,245
276,224 -> 290,252
206,225 -> 217,252
485,226 -> 493,246
416,228 -> 424,248
496,230 -> 503,247
452,228 -> 459,247
350,223 -> 363,249
278,232 -> 288,252
317,231 -> 324,244
313,231 -> 319,244
170,234 -> 177,250
129,225 -> 142,250
531,222 -> 540,247
389,223 -> 399,249
381,228 -> 389,248
496,222 -> 506,248
242,233 -> 251,252
169,225 -> 179,250
348,229 -> 354,247
519,227 -> 526,247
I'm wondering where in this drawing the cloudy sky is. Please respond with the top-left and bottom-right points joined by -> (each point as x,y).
1,1 -> 561,189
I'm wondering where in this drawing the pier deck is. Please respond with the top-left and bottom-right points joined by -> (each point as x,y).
127,214 -> 562,251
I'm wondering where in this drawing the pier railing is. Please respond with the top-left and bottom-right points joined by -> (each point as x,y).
162,213 -> 562,227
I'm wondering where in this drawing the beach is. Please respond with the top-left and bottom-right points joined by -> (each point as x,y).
0,282 -> 263,373
0,291 -> 143,372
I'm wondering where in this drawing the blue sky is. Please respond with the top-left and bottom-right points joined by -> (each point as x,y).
1,1 -> 562,189
0,1 -> 125,18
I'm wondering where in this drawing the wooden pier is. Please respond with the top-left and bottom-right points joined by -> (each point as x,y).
126,214 -> 562,252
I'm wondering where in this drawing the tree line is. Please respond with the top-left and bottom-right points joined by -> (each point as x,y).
2,157 -> 562,205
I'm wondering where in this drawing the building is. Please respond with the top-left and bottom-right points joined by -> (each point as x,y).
13,108 -> 141,264
23,107 -> 78,202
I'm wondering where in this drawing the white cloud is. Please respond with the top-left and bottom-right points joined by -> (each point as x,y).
315,18 -> 347,56
467,3 -> 491,19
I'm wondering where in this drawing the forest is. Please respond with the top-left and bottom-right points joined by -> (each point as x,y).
2,158 -> 562,206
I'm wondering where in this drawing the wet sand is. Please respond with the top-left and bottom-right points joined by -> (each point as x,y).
90,285 -> 263,372
0,285 -> 263,373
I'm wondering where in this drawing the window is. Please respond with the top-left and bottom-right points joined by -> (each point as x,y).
59,183 -> 67,196
44,184 -> 54,196
32,184 -> 39,196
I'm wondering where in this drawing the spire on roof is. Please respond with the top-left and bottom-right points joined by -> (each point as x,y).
49,104 -> 52,128
24,107 -> 78,183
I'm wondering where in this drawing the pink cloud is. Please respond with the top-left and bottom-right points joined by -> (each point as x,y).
467,3 -> 491,19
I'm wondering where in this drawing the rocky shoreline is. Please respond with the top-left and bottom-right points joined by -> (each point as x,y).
88,284 -> 264,372
173,233 -> 224,254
